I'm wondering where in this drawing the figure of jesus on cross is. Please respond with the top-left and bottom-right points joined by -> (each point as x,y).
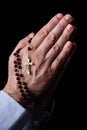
24,57 -> 33,75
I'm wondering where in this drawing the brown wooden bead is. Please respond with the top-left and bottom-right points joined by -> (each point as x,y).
14,53 -> 17,56
21,93 -> 26,97
15,54 -> 19,57
18,85 -> 22,89
22,82 -> 27,85
18,81 -> 22,84
28,47 -> 32,51
14,65 -> 17,68
20,74 -> 23,77
18,62 -> 21,65
28,38 -> 32,43
24,86 -> 28,90
18,66 -> 22,69
15,73 -> 19,76
16,77 -> 20,80
20,89 -> 24,93
16,48 -> 21,53
17,58 -> 21,61
14,61 -> 17,64
14,69 -> 18,72
16,54 -> 20,57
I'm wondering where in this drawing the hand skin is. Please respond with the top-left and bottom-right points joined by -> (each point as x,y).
3,13 -> 77,109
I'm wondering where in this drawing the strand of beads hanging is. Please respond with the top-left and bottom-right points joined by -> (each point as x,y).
13,45 -> 35,107
24,37 -> 33,75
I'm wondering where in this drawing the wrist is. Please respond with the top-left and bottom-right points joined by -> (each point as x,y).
3,84 -> 21,104
3,84 -> 47,110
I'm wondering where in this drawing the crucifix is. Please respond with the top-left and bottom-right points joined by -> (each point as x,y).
24,57 -> 33,75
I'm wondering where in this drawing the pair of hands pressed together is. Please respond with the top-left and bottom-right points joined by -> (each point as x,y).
3,13 -> 76,109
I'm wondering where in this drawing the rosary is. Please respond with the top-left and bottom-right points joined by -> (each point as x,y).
13,38 -> 36,107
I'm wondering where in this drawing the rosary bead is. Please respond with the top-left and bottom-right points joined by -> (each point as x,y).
28,38 -> 32,43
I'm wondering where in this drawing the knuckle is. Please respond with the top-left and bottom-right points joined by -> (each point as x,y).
47,32 -> 56,42
47,68 -> 52,77
33,50 -> 43,62
58,21 -> 65,30
62,33 -> 69,41
50,16 -> 59,25
56,57 -> 63,66
39,27 -> 48,37
42,69 -> 52,79
62,25 -> 75,41
34,51 -> 40,60
53,45 -> 60,53
58,16 -> 70,29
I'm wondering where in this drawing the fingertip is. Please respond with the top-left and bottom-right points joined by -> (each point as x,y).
26,32 -> 35,40
29,32 -> 35,37
64,14 -> 74,22
68,41 -> 77,54
56,13 -> 64,19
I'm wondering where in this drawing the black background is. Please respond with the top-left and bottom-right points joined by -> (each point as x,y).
0,0 -> 86,129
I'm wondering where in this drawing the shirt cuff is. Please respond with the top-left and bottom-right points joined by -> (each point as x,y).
0,90 -> 29,129
0,90 -> 55,130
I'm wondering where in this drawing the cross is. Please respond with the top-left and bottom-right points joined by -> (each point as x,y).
24,57 -> 33,75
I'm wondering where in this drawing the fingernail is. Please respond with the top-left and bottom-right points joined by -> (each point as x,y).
67,41 -> 76,50
57,13 -> 63,19
66,24 -> 74,31
65,14 -> 73,22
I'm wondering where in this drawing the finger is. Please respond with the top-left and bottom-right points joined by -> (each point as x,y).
31,13 -> 64,49
40,44 -> 61,74
56,43 -> 76,82
55,24 -> 76,49
45,24 -> 76,59
23,32 -> 35,42
47,44 -> 76,96
12,32 -> 35,54
36,15 -> 74,56
51,41 -> 76,74
40,40 -> 75,75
